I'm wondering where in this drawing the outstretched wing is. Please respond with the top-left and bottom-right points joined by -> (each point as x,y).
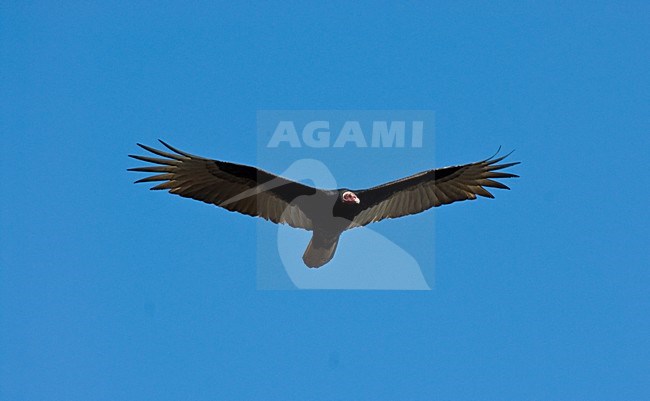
129,140 -> 316,230
349,151 -> 519,228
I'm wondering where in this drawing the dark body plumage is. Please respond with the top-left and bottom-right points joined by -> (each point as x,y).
129,141 -> 519,267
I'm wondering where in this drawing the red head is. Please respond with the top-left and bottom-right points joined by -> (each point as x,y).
342,191 -> 360,205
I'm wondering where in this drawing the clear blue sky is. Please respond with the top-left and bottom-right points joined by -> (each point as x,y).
1,1 -> 649,400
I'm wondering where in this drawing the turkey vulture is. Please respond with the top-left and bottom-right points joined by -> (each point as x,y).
129,141 -> 519,267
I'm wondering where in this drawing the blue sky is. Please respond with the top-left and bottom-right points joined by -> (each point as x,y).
1,1 -> 649,400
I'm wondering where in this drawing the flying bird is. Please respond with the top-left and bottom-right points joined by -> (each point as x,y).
129,141 -> 519,268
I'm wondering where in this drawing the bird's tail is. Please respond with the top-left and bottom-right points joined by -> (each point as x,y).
302,232 -> 341,268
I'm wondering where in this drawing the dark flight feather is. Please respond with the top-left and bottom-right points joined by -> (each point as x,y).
349,152 -> 520,227
128,140 -> 316,229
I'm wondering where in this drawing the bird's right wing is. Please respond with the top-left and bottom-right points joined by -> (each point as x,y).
129,140 -> 317,230
349,151 -> 519,228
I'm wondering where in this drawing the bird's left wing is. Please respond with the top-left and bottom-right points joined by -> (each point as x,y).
129,140 -> 316,230
348,151 -> 519,228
